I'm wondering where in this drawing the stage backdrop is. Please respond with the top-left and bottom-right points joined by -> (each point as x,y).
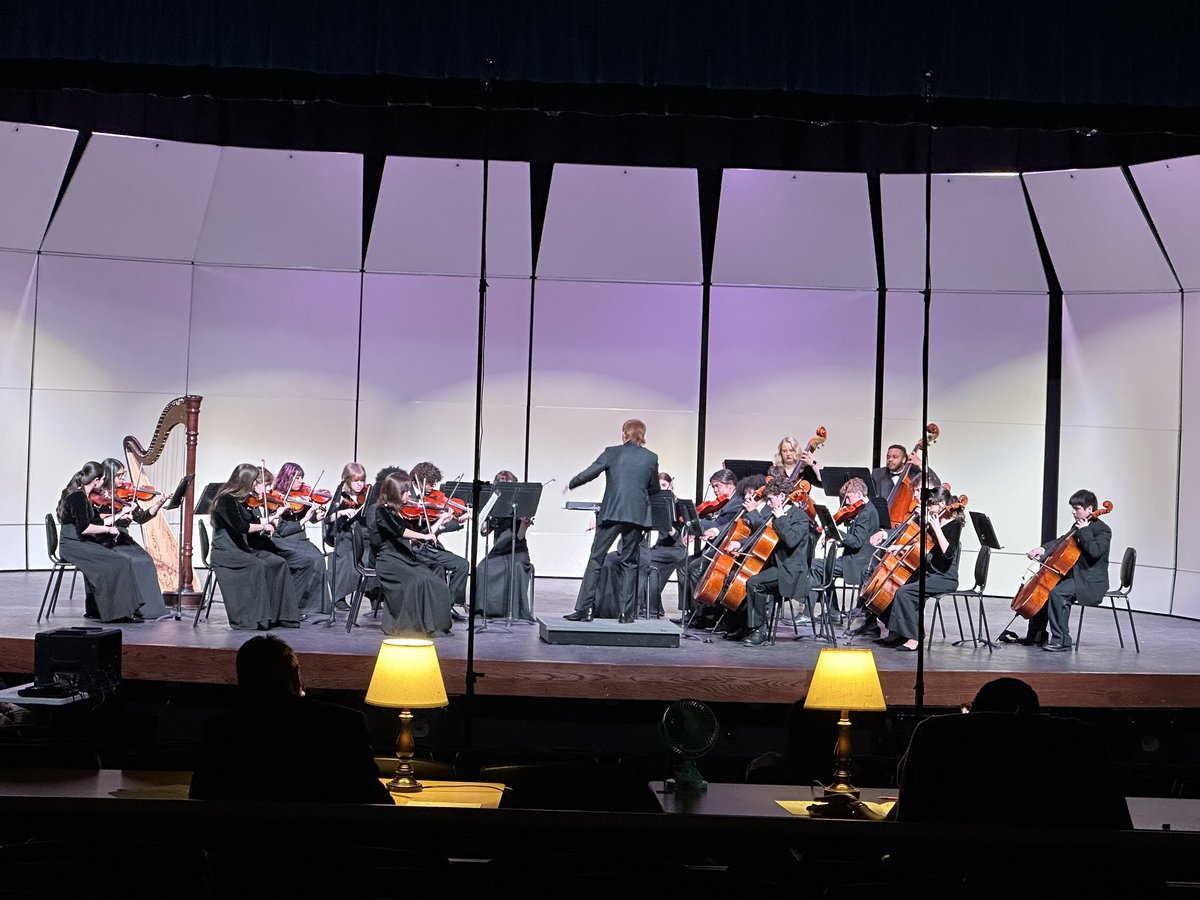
0,120 -> 1193,619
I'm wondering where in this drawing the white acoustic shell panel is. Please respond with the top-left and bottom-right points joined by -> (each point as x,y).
882,174 -> 1046,293
704,286 -> 877,480
0,121 -> 76,252
365,158 -> 531,278
32,255 -> 193,395
1174,291 -> 1200,586
196,147 -> 362,270
538,164 -> 702,283
1024,167 -> 1176,293
1129,156 -> 1200,291
42,134 -> 220,262
0,250 -> 37,391
712,170 -> 875,289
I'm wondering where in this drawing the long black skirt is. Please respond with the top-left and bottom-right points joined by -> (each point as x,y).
476,548 -> 533,620
210,530 -> 301,630
58,524 -> 163,622
375,547 -> 452,638
272,530 -> 328,616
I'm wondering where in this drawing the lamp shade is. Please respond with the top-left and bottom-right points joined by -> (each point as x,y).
365,639 -> 449,709
803,648 -> 887,712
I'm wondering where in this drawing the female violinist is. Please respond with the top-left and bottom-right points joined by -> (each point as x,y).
409,461 -> 471,620
741,479 -> 820,646
876,484 -> 964,651
323,462 -> 369,610
101,457 -> 170,523
1016,489 -> 1112,652
208,464 -> 300,630
56,461 -> 164,623
476,470 -> 535,620
368,470 -> 453,637
270,462 -> 329,621
807,476 -> 879,625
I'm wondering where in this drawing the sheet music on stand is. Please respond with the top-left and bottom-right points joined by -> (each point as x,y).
475,481 -> 542,631
674,499 -> 705,541
814,503 -> 842,542
164,474 -> 194,512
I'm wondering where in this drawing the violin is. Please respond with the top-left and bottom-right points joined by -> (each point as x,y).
424,489 -> 469,517
291,483 -> 332,506
246,489 -> 287,512
340,486 -> 369,509
887,423 -> 940,528
114,481 -> 162,503
89,490 -> 130,515
695,498 -> 724,518
833,498 -> 866,524
1011,500 -> 1113,620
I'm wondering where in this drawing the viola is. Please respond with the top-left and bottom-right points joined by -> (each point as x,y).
291,483 -> 332,506
424,489 -> 469,517
1011,500 -> 1113,620
89,490 -> 130,514
246,490 -> 287,512
833,498 -> 866,524
887,423 -> 940,528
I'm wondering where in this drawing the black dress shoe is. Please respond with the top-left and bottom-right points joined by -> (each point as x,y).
743,627 -> 769,647
617,615 -> 636,624
563,608 -> 593,622
1042,641 -> 1072,652
130,612 -> 144,623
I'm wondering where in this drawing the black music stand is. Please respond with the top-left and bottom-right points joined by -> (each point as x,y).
442,478 -> 490,510
163,474 -> 195,619
475,481 -> 541,632
722,458 -> 772,481
814,503 -> 841,542
820,466 -> 874,499
673,498 -> 710,642
194,482 -> 222,517
970,510 -> 1003,550
869,497 -> 891,529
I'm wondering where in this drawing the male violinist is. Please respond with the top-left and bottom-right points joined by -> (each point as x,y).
564,419 -> 660,624
409,461 -> 472,621
808,476 -> 879,625
741,480 -> 819,647
1011,489 -> 1111,652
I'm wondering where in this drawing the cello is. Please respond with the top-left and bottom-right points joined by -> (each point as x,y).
887,423 -> 940,528
718,480 -> 812,610
862,490 -> 967,615
1011,500 -> 1113,619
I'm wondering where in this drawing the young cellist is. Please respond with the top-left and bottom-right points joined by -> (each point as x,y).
741,479 -> 819,647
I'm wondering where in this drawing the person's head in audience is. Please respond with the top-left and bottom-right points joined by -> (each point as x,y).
236,635 -> 304,700
966,677 -> 1040,715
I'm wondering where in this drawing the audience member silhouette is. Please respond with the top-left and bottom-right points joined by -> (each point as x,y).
891,677 -> 1130,828
189,635 -> 390,803
744,694 -> 841,785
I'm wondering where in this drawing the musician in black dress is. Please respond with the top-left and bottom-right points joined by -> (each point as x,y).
476,470 -> 534,620
323,462 -> 368,610
369,470 -> 453,637
409,461 -> 471,621
564,418 -> 660,624
56,461 -> 164,623
1022,489 -> 1112,652
876,484 -> 962,652
208,463 -> 300,630
271,462 -> 329,620
741,480 -> 819,646
808,476 -> 878,623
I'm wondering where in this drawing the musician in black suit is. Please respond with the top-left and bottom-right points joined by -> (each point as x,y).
564,419 -> 660,623
189,636 -> 390,804
1021,489 -> 1112,652
870,443 -> 939,509
808,476 -> 879,622
741,480 -> 818,646
685,473 -> 767,630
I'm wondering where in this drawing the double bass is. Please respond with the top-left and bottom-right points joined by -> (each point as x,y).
1011,501 -> 1114,619
887,423 -> 940,528
862,490 -> 967,615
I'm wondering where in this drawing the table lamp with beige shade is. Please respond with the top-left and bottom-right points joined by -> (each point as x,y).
365,638 -> 449,794
803,648 -> 887,815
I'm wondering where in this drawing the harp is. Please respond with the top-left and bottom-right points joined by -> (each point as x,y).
124,395 -> 203,610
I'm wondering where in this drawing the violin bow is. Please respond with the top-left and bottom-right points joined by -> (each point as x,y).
258,459 -> 271,526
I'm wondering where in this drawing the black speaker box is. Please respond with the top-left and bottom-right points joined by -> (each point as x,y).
34,627 -> 122,693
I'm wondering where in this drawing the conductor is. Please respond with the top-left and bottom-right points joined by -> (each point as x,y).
564,418 -> 660,624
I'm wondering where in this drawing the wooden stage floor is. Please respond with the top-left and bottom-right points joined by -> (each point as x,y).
1,572 -> 1197,710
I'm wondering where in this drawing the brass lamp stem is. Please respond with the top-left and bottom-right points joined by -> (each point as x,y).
387,708 -> 423,793
824,709 -> 859,799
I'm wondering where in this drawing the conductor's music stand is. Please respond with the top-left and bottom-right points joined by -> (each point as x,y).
475,481 -> 541,632
163,474 -> 195,620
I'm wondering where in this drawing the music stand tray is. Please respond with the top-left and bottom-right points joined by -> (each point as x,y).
969,510 -> 1003,549
722,458 -> 773,481
820,466 -> 874,499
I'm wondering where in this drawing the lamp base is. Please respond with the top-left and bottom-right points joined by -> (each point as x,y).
385,773 -> 423,794
807,791 -> 884,820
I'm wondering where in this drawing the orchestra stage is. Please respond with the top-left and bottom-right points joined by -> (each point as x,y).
0,571 -> 1197,711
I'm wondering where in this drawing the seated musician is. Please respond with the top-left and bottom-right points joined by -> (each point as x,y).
876,484 -> 963,651
477,469 -> 535,620
686,473 -> 767,632
271,462 -> 330,621
808,476 -> 878,625
775,436 -> 822,487
1010,488 -> 1112,652
98,457 -> 171,620
409,461 -> 471,621
741,479 -> 819,647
